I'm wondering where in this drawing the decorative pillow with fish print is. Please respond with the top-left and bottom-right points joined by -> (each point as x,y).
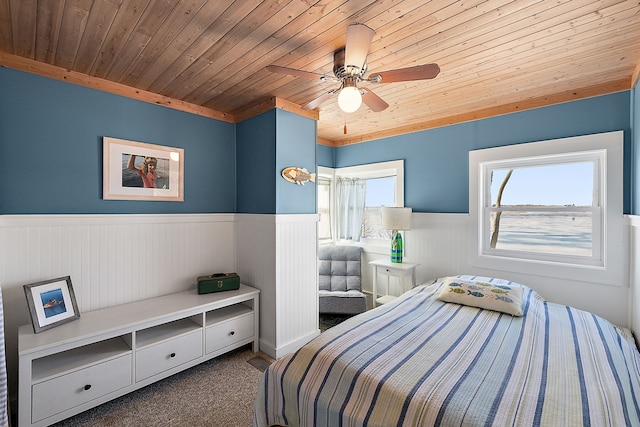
435,276 -> 525,316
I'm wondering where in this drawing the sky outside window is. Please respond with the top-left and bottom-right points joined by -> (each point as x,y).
365,177 -> 395,206
491,162 -> 594,206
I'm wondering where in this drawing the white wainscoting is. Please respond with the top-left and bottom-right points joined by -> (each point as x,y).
405,213 -> 471,284
0,213 -> 236,402
361,213 -> 470,300
234,214 -> 277,354
629,215 -> 640,345
275,214 -> 320,355
360,212 -> 631,330
235,214 -> 319,359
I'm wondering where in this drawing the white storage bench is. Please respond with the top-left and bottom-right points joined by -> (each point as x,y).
18,284 -> 259,427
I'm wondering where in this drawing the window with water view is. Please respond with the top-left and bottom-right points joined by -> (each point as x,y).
484,155 -> 601,265
472,131 -> 623,283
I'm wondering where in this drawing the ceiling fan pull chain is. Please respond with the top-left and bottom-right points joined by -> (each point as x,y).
344,114 -> 348,134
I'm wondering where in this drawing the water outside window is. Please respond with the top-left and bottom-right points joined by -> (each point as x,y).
489,162 -> 595,257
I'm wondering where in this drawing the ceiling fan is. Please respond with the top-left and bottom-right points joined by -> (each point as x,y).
266,23 -> 440,113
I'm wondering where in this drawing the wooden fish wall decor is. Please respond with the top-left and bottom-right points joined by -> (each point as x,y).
282,167 -> 316,185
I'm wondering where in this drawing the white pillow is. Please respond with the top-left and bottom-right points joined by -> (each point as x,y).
436,277 -> 525,316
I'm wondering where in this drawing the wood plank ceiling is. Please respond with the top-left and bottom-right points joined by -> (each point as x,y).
0,0 -> 639,146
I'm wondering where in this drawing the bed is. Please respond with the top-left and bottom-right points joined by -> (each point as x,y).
253,275 -> 640,426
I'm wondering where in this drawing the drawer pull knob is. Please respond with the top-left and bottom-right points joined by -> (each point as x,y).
84,384 -> 92,391
170,352 -> 176,358
229,331 -> 235,336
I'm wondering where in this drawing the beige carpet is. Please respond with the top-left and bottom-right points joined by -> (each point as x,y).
51,346 -> 274,427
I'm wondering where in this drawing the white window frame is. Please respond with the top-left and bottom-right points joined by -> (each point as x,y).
469,131 -> 624,286
318,160 -> 404,248
317,170 -> 334,244
482,152 -> 603,266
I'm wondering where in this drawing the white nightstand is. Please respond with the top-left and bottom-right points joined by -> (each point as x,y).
370,259 -> 420,307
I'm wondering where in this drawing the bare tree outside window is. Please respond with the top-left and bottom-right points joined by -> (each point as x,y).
490,169 -> 513,248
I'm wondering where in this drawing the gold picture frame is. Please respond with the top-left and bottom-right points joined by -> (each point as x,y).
103,137 -> 184,201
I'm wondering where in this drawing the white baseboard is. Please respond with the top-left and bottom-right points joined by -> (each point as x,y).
259,329 -> 320,359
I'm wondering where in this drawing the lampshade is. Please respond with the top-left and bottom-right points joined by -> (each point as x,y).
338,78 -> 362,113
382,207 -> 412,231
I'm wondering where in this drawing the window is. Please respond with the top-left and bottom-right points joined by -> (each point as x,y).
362,176 -> 395,239
484,155 -> 601,265
469,131 -> 624,285
318,176 -> 332,242
318,160 -> 404,245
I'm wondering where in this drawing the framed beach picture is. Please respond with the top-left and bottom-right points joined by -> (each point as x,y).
103,137 -> 184,201
24,276 -> 80,333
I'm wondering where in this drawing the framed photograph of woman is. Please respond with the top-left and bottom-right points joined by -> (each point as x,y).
24,276 -> 80,333
103,137 -> 184,201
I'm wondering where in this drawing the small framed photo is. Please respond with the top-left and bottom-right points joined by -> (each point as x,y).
103,136 -> 184,201
24,276 -> 80,333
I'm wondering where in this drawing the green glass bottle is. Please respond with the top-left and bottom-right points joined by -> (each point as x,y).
391,231 -> 403,263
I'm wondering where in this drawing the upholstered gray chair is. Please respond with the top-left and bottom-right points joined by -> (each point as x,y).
318,245 -> 367,314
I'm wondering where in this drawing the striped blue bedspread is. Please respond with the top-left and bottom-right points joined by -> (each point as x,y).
254,276 -> 640,426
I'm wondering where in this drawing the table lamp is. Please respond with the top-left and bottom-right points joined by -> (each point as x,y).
381,207 -> 412,263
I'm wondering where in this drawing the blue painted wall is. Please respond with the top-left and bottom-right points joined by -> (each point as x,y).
0,67 -> 236,214
2,67 -> 635,216
275,109 -> 316,214
330,92 -> 632,214
236,110 -> 277,214
317,143 -> 334,167
633,85 -> 639,215
236,109 -> 317,214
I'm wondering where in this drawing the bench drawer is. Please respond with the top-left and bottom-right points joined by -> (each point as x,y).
206,312 -> 254,354
32,354 -> 132,423
135,329 -> 202,382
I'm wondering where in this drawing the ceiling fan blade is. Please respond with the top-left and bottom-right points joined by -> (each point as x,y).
345,23 -> 375,72
302,90 -> 336,110
266,65 -> 326,80
362,89 -> 389,112
368,63 -> 440,83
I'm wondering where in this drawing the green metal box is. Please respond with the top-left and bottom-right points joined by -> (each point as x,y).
197,273 -> 240,294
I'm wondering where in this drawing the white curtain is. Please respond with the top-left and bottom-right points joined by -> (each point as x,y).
336,177 -> 366,241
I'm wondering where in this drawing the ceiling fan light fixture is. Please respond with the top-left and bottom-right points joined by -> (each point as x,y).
266,23 -> 440,115
338,86 -> 362,113
338,77 -> 362,113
